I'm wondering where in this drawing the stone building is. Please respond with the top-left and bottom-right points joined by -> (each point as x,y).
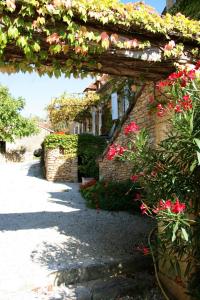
5,123 -> 53,162
98,81 -> 170,181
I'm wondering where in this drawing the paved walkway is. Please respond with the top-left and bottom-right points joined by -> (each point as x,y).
0,161 -> 153,299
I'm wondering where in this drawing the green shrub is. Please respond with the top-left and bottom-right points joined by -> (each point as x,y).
77,134 -> 107,178
80,180 -> 142,212
44,133 -> 107,179
44,133 -> 78,153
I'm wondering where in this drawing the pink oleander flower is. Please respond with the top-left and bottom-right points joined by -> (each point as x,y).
135,245 -> 150,255
106,145 -> 117,160
140,203 -> 148,215
195,61 -> 200,70
153,199 -> 172,213
106,144 -> 125,160
156,80 -> 170,89
130,175 -> 139,182
153,198 -> 186,214
171,198 -> 186,214
157,103 -> 166,117
134,193 -> 141,201
124,121 -> 139,135
174,104 -> 182,113
187,69 -> 196,80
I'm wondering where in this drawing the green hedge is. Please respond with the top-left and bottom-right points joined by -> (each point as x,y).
169,0 -> 200,20
80,180 -> 141,212
44,133 -> 107,178
44,133 -> 78,153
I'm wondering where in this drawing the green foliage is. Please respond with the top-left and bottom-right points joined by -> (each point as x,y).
169,0 -> 200,20
47,92 -> 100,131
0,85 -> 38,142
77,134 -> 107,178
44,133 -> 106,178
80,180 -> 141,211
0,1 -> 199,77
110,62 -> 200,292
44,133 -> 78,153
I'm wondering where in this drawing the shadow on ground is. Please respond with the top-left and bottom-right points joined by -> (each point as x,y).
0,162 -> 153,273
27,161 -> 44,178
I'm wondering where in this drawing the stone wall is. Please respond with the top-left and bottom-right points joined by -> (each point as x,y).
45,148 -> 78,182
99,82 -> 169,181
6,127 -> 51,162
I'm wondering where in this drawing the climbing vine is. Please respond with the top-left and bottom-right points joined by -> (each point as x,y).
47,91 -> 100,130
0,0 -> 199,78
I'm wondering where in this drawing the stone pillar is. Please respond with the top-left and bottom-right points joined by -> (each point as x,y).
92,108 -> 96,135
77,123 -> 80,134
45,148 -> 78,182
98,107 -> 102,136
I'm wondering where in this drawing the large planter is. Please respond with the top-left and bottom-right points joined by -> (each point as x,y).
157,221 -> 195,300
81,177 -> 95,184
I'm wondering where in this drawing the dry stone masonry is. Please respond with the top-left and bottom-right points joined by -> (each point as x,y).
45,148 -> 78,182
99,82 -> 169,181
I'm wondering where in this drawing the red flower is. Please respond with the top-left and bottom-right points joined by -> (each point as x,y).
168,71 -> 183,81
171,198 -> 186,214
167,101 -> 174,110
124,121 -> 140,135
157,103 -> 166,117
131,175 -> 139,182
106,144 -> 125,160
174,105 -> 182,113
156,80 -> 170,89
181,79 -> 187,87
187,69 -> 196,80
178,95 -> 192,111
135,245 -> 150,255
115,145 -> 125,155
151,170 -> 157,177
153,199 -> 172,213
165,199 -> 172,209
140,203 -> 148,215
195,61 -> 200,70
183,95 -> 190,101
56,131 -> 65,134
106,145 -> 117,160
134,193 -> 141,201
149,95 -> 154,103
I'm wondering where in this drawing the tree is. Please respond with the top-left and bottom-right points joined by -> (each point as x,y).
0,85 -> 38,142
47,92 -> 100,131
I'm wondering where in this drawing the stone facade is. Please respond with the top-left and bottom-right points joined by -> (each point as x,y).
99,82 -> 169,181
45,148 -> 78,182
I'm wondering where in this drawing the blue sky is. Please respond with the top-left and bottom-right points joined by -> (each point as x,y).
0,0 -> 166,118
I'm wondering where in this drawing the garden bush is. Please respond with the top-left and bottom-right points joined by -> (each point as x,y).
80,179 -> 141,212
44,133 -> 107,179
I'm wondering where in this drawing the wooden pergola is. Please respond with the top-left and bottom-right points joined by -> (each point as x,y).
0,1 -> 199,80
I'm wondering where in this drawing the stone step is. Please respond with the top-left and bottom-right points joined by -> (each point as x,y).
48,254 -> 152,286
31,272 -> 159,300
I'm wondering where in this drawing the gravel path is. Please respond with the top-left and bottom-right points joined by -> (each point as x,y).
0,161 -> 154,299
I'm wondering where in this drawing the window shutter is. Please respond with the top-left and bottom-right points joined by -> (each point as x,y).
111,93 -> 118,120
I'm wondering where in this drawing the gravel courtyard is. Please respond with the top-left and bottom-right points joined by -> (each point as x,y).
0,161 -> 154,299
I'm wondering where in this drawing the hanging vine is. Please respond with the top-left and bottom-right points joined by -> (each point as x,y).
47,91 -> 100,130
0,0 -> 199,78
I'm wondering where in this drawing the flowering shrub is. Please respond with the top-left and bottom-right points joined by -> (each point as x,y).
107,61 -> 200,295
124,121 -> 140,135
106,144 -> 126,160
80,180 -> 141,212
